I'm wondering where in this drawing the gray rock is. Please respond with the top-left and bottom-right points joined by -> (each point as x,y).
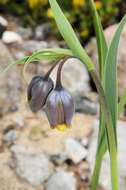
35,23 -> 50,40
88,120 -> 126,190
3,130 -> 18,144
0,151 -> 36,190
0,41 -> 22,115
75,96 -> 99,115
13,117 -> 25,129
119,178 -> 126,190
81,137 -> 89,148
51,154 -> 68,165
46,170 -> 77,190
85,24 -> 126,97
50,58 -> 90,96
21,40 -> 48,52
16,27 -> 32,40
2,31 -> 22,44
0,40 -> 13,68
10,145 -> 53,186
65,138 -> 88,164
13,51 -> 26,60
0,16 -> 8,28
0,16 -> 8,37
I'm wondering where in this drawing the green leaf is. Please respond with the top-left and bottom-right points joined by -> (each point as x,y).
90,9 -> 126,189
15,56 -> 30,65
89,0 -> 108,79
89,0 -> 108,147
89,0 -> 108,164
105,15 -> 126,138
0,48 -> 73,74
98,15 -> 126,152
48,2 -> 119,189
33,48 -> 73,60
48,0 -> 94,71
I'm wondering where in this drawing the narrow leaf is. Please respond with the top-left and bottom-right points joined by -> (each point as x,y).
49,0 -> 94,71
0,48 -> 73,74
89,0 -> 108,79
89,0 -> 108,149
105,15 -> 126,137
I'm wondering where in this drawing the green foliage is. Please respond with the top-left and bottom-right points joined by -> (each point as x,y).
0,48 -> 73,75
0,0 -> 8,4
48,0 -> 126,190
0,0 -> 122,40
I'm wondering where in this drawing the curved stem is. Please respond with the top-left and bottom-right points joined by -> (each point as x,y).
44,58 -> 62,79
45,56 -> 70,84
55,56 -> 69,88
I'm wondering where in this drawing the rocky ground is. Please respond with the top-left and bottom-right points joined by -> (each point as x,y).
0,15 -> 126,190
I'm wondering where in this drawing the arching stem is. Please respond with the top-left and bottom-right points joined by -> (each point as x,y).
55,56 -> 69,88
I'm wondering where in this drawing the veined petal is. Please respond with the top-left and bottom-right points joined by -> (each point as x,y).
27,75 -> 54,112
60,88 -> 75,125
45,87 -> 75,129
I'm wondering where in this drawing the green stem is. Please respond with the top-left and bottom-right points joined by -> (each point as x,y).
111,153 -> 119,190
91,135 -> 106,190
91,83 -> 126,190
90,69 -> 119,190
88,1 -> 108,188
90,153 -> 103,190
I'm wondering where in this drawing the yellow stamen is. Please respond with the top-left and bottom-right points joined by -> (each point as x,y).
55,124 -> 70,132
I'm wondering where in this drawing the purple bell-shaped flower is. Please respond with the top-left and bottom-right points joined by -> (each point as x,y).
27,75 -> 54,112
45,59 -> 75,131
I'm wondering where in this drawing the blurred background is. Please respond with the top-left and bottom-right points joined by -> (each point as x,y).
0,0 -> 125,41
0,0 -> 126,190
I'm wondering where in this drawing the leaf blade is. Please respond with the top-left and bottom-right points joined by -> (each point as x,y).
49,0 -> 94,71
0,48 -> 73,74
89,0 -> 108,78
105,15 -> 126,137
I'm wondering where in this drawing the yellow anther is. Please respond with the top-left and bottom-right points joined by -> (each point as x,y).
55,124 -> 70,132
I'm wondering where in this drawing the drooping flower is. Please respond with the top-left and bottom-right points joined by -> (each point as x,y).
45,58 -> 75,131
27,60 -> 61,112
27,75 -> 54,112
45,87 -> 75,131
27,57 -> 74,131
